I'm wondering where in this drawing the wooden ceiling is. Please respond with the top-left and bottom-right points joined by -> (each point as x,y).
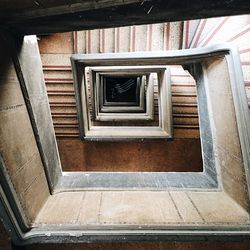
1,0 -> 250,35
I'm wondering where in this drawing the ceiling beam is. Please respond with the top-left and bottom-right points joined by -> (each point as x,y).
1,0 -> 250,35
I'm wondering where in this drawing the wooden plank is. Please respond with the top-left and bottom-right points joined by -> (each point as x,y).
2,0 -> 250,35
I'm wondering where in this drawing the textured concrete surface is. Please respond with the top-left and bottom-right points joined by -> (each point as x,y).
57,138 -> 203,172
0,34 -> 50,225
34,191 -> 249,226
18,35 -> 62,191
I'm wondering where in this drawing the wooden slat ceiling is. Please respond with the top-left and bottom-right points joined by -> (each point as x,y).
1,0 -> 250,35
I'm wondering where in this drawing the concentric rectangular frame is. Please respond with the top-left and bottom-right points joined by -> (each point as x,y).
101,74 -> 143,108
70,45 -> 250,192
81,66 -> 172,140
1,44 -> 249,245
96,73 -> 153,121
97,72 -> 146,112
89,66 -> 156,121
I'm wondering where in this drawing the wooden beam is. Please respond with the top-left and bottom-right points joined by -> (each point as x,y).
1,0 -> 250,35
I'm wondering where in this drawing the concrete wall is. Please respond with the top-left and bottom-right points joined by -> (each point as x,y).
0,34 -> 50,226
57,138 -> 202,172
203,57 -> 249,210
183,15 -> 250,109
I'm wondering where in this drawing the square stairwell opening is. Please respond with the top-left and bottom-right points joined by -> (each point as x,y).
38,33 -> 204,177
104,76 -> 140,104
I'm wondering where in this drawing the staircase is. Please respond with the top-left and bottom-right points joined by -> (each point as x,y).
0,15 -> 250,249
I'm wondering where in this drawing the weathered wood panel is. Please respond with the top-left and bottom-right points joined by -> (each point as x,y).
2,0 -> 250,35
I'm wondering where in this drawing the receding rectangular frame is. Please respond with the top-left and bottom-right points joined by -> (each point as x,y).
83,66 -> 172,140
98,77 -> 156,125
1,44 -> 250,245
70,45 -> 249,192
97,73 -> 145,111
102,75 -> 142,107
90,67 -> 156,121
97,75 -> 155,122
